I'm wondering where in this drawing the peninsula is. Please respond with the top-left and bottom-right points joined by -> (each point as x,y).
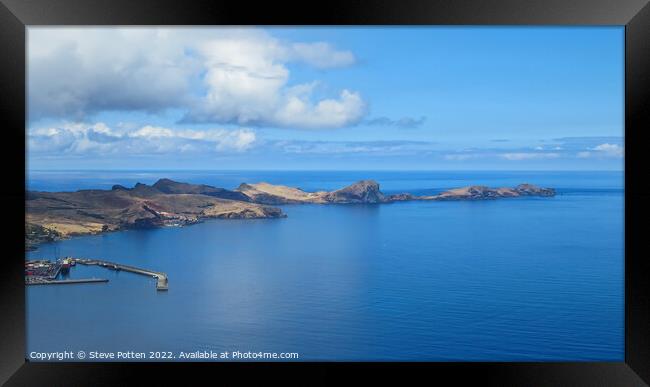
26,178 -> 555,250
236,180 -> 555,204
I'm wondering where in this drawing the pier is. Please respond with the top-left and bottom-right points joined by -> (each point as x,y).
26,278 -> 109,285
72,258 -> 169,291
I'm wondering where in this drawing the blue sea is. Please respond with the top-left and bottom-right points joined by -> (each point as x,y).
26,170 -> 624,361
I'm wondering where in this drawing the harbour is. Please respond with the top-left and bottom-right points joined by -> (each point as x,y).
25,257 -> 168,291
73,258 -> 169,291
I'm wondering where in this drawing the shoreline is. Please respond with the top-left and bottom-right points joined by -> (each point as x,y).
26,178 -> 555,251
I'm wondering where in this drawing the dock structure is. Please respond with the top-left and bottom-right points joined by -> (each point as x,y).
72,258 -> 169,291
27,278 -> 109,285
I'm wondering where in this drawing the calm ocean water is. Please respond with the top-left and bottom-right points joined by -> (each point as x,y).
26,171 -> 624,361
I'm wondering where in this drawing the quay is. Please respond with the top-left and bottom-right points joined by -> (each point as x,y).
72,258 -> 169,291
27,278 -> 109,285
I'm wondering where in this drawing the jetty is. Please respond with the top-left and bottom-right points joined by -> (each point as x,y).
26,278 -> 108,285
71,258 -> 169,291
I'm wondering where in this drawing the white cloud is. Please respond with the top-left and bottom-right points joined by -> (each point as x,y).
130,126 -> 175,138
592,143 -> 624,157
213,129 -> 256,151
28,122 -> 256,154
272,140 -> 433,155
500,152 -> 561,160
290,42 -> 356,68
183,32 -> 365,128
576,143 -> 624,158
28,29 -> 196,121
270,89 -> 365,129
443,154 -> 482,161
28,27 -> 364,129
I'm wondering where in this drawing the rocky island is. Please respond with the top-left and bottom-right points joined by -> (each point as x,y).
26,178 -> 555,250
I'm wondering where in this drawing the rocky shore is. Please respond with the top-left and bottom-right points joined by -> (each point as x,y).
26,178 -> 555,250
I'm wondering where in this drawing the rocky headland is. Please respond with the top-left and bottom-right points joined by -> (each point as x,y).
26,179 -> 285,250
235,180 -> 555,204
26,178 -> 555,250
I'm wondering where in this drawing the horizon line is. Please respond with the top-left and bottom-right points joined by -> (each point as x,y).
26,168 -> 624,173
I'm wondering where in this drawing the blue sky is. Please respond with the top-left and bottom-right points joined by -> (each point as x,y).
27,27 -> 624,170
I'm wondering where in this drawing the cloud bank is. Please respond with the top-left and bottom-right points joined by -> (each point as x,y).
577,143 -> 624,158
270,140 -> 435,155
28,28 -> 365,129
29,123 -> 256,155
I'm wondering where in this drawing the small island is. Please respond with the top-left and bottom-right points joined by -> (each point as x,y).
26,178 -> 555,250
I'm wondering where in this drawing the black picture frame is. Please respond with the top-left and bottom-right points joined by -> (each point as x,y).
1,0 -> 648,385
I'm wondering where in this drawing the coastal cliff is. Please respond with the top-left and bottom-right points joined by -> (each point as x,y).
26,178 -> 555,250
235,180 -> 389,204
26,180 -> 285,249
